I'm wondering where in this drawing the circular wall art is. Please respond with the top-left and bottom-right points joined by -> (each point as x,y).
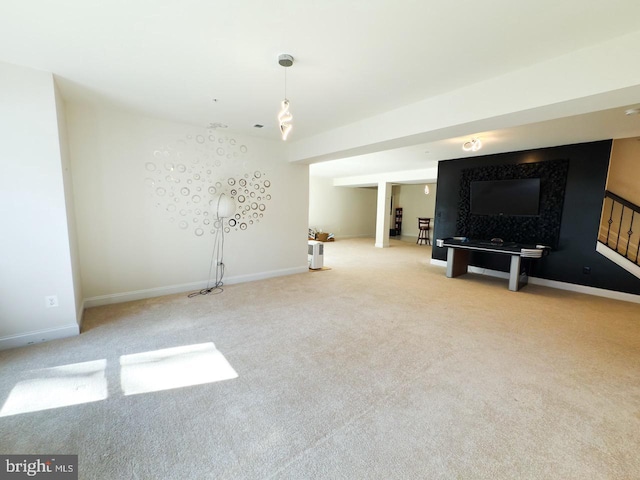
144,133 -> 271,236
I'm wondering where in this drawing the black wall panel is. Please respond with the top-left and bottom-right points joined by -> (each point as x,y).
457,159 -> 569,248
433,140 -> 640,295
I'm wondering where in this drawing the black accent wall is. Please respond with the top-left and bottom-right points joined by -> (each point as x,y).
433,140 -> 640,295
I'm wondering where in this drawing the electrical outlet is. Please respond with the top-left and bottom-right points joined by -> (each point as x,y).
45,295 -> 59,308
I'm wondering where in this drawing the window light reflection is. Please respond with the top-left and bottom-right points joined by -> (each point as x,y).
119,342 -> 238,396
0,360 -> 108,417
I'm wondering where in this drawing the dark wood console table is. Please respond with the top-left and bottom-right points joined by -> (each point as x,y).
436,238 -> 548,291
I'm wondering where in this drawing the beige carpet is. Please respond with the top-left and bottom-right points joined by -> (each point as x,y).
1,238 -> 639,479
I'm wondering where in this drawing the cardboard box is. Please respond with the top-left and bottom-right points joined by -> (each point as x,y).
316,232 -> 329,242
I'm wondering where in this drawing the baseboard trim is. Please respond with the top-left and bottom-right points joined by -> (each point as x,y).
336,234 -> 375,239
83,265 -> 309,308
528,277 -> 640,304
429,258 -> 640,304
595,241 -> 640,280
0,324 -> 80,351
224,266 -> 309,285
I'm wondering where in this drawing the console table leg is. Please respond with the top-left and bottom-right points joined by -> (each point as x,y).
509,255 -> 527,291
447,247 -> 469,278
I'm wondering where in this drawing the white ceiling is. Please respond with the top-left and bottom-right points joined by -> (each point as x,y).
2,0 -> 640,180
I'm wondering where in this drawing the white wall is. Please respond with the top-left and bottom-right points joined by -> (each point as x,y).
309,176 -> 376,238
607,137 -> 640,206
67,105 -> 309,304
394,183 -> 437,238
55,83 -> 83,324
0,62 -> 80,348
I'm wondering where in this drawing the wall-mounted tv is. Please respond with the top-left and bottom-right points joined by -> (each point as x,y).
470,178 -> 541,216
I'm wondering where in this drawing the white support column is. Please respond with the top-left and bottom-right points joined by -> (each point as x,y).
375,181 -> 391,248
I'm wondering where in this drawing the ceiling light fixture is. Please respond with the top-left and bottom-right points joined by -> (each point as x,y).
624,107 -> 640,116
424,185 -> 430,195
462,138 -> 482,152
278,54 -> 294,141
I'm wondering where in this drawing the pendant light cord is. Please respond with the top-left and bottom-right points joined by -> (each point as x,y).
284,66 -> 288,100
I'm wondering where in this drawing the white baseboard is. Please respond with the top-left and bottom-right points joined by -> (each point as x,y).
336,234 -> 375,239
0,324 -> 80,351
429,258 -> 640,304
224,266 -> 309,285
83,265 -> 309,308
596,241 -> 640,280
528,277 -> 640,304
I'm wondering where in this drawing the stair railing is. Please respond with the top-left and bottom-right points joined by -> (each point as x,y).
600,190 -> 640,266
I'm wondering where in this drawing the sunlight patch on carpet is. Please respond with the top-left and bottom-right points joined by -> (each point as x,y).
119,342 -> 238,396
0,360 -> 108,417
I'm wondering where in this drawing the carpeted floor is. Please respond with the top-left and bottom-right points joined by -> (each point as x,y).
1,238 -> 639,479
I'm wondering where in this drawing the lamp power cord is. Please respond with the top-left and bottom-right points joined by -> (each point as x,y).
188,221 -> 226,297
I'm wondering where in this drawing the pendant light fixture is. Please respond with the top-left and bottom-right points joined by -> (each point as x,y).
278,54 -> 294,141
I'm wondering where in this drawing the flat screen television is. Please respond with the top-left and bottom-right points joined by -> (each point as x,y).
470,178 -> 540,216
